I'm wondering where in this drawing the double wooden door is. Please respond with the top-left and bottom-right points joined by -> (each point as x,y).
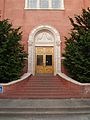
35,47 -> 54,74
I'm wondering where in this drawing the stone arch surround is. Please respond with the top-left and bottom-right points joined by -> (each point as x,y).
28,25 -> 61,75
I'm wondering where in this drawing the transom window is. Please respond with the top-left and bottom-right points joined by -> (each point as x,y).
25,0 -> 64,9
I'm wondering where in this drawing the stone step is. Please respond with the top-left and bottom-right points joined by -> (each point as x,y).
7,90 -> 75,93
17,83 -> 63,86
7,89 -> 81,94
25,81 -> 62,84
2,95 -> 81,99
8,85 -> 81,90
0,107 -> 90,115
7,89 -> 81,93
7,94 -> 80,98
5,93 -> 80,99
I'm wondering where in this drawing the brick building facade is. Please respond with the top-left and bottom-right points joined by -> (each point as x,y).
0,0 -> 90,76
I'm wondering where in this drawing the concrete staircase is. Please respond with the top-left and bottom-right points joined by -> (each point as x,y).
0,75 -> 83,99
0,99 -> 90,120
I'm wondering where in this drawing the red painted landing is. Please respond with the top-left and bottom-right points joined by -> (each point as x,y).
0,75 -> 89,99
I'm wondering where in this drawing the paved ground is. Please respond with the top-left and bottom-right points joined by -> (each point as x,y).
0,99 -> 90,120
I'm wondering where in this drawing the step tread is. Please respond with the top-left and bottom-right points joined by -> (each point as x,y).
0,107 -> 90,115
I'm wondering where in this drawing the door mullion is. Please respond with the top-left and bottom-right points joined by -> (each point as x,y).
43,53 -> 45,73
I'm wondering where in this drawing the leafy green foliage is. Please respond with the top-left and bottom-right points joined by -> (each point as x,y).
63,8 -> 90,83
0,19 -> 27,83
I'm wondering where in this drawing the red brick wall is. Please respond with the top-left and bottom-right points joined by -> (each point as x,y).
0,0 -> 90,74
0,0 -> 5,20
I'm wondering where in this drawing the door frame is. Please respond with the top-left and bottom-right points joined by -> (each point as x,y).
28,25 -> 61,75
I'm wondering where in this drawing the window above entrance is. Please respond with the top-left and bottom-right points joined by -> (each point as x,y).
25,0 -> 64,10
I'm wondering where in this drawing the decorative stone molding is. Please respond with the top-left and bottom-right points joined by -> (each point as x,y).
28,25 -> 61,75
84,86 -> 90,93
35,31 -> 54,43
56,41 -> 61,46
28,41 -> 33,46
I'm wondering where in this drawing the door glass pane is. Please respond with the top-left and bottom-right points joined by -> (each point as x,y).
37,55 -> 43,65
52,0 -> 60,8
40,0 -> 48,8
46,55 -> 52,66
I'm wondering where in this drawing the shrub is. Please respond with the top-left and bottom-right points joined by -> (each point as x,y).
0,19 -> 27,83
63,8 -> 90,83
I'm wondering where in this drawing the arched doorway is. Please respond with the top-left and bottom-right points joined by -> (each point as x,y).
28,25 -> 61,75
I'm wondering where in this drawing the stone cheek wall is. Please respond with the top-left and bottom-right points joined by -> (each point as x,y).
83,85 -> 90,97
